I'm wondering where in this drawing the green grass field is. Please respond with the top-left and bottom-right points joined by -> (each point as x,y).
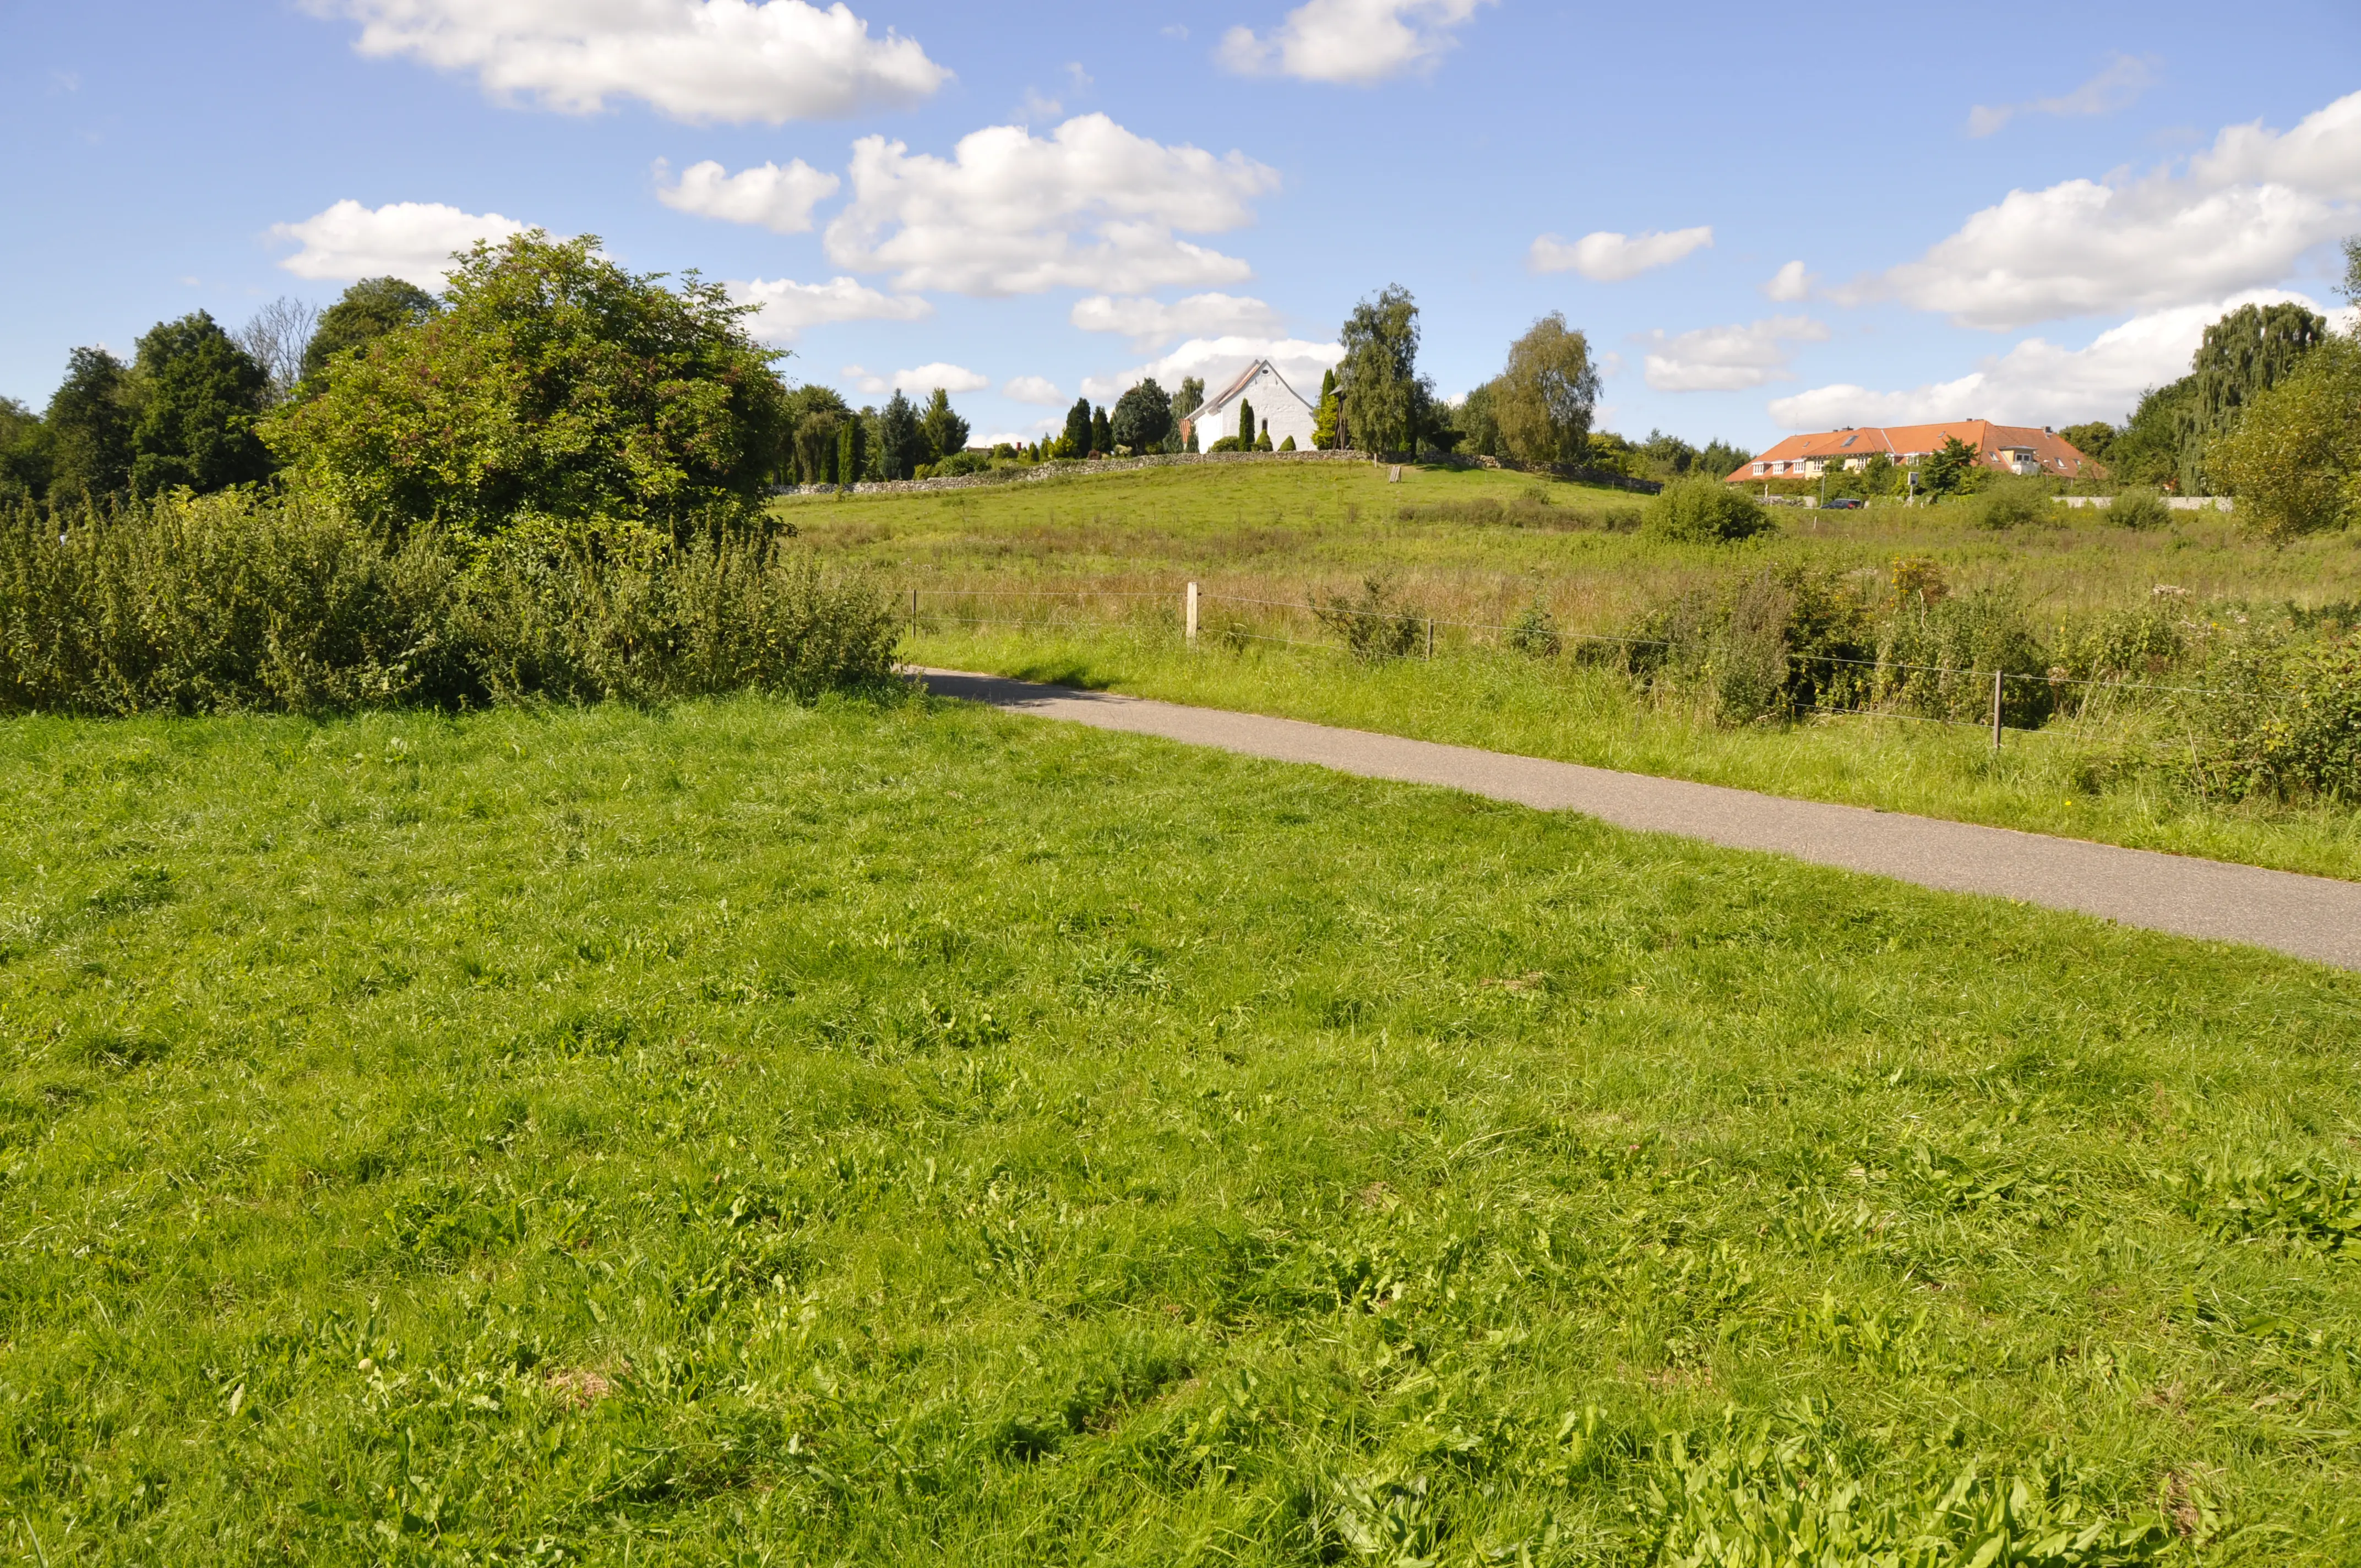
4,695 -> 2358,1563
778,460 -> 2361,881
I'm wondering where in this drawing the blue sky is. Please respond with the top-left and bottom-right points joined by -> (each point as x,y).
4,1 -> 2358,450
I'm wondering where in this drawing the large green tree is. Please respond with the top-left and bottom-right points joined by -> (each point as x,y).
300,277 -> 441,386
779,384 -> 851,485
2211,332 -> 2361,540
1109,379 -> 1172,454
128,312 -> 274,496
1060,398 -> 1093,458
873,390 -> 923,480
0,398 -> 52,504
1090,405 -> 1112,456
266,233 -> 790,536
1492,313 -> 1601,466
43,347 -> 138,503
918,388 -> 970,464
1337,285 -> 1426,455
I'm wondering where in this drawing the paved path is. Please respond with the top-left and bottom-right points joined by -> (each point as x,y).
914,668 -> 2361,971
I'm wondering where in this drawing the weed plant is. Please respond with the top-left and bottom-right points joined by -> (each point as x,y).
3,698 -> 2359,1561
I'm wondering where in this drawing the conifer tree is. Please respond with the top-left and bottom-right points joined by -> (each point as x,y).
1237,398 -> 1254,447
837,415 -> 865,488
1091,405 -> 1112,456
1061,397 -> 1092,458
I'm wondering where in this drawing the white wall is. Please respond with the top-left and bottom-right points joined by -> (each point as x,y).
1194,363 -> 1318,449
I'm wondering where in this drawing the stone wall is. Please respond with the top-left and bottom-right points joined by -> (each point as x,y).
770,446 -> 1666,500
770,448 -> 1375,500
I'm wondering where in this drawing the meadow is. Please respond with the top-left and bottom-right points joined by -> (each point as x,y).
782,461 -> 2361,879
3,694 -> 2358,1564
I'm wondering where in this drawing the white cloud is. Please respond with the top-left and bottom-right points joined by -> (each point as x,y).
269,199 -> 526,287
315,0 -> 949,123
1967,54 -> 2158,138
1217,0 -> 1489,85
1868,88 -> 2361,330
657,157 -> 839,232
1640,316 -> 1829,393
1761,260 -> 1815,302
1080,335 -> 1342,404
1018,86 -> 1061,122
1002,374 -> 1064,404
1767,288 -> 2330,430
1069,292 -> 1285,351
1529,226 -> 1712,282
728,275 -> 930,341
842,362 -> 989,396
823,113 -> 1280,296
977,431 -> 1031,448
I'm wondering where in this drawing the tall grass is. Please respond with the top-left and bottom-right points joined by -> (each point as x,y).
0,491 -> 899,714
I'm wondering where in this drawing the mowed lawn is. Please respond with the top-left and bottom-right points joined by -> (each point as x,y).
2,696 -> 2358,1564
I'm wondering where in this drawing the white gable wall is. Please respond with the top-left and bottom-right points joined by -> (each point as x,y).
1188,361 -> 1318,450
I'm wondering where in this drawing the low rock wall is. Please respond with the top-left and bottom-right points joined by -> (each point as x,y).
770,447 -> 1666,499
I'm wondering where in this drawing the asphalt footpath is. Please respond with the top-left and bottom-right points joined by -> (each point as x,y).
912,667 -> 2361,972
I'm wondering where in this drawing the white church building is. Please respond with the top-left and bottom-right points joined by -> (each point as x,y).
1180,359 -> 1319,451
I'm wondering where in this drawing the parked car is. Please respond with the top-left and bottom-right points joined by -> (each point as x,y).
1820,497 -> 1865,509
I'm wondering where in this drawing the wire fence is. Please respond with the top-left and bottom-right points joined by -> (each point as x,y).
895,580 -> 2272,744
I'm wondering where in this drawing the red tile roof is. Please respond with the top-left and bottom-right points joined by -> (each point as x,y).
1723,420 -> 2100,481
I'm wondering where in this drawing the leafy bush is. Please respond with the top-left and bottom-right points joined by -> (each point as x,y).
932,449 -> 992,477
1611,566 -> 1874,723
0,492 -> 897,715
1312,578 -> 1424,661
265,233 -> 790,540
1974,478 -> 2054,530
2186,627 -> 2361,800
1875,584 -> 2058,728
1645,477 -> 1775,543
2109,488 -> 2172,530
1206,436 -> 1244,454
1504,596 -> 1560,657
1609,568 -> 2058,728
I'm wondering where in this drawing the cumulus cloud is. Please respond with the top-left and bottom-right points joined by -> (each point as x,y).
657,157 -> 839,232
1080,335 -> 1342,404
1640,316 -> 1829,393
1069,292 -> 1285,351
1002,374 -> 1064,404
842,362 -> 988,396
1761,260 -> 1815,302
728,275 -> 930,341
1866,89 -> 2361,330
1528,226 -> 1712,282
1766,289 -> 2331,430
314,0 -> 949,123
270,198 -> 526,287
1967,53 -> 2157,139
1217,0 -> 1489,85
823,113 -> 1280,296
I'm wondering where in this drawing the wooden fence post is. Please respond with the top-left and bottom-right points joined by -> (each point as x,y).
1426,618 -> 1435,661
910,587 -> 919,640
1991,669 -> 2004,749
1186,582 -> 1199,645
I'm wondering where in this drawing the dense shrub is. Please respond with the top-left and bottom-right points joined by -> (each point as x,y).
2187,628 -> 2361,801
1312,577 -> 1424,660
1609,566 -> 1874,723
0,492 -> 897,715
1607,568 -> 2059,728
1874,584 -> 2057,728
2109,488 -> 2172,530
1645,478 -> 1775,543
1973,479 -> 2054,530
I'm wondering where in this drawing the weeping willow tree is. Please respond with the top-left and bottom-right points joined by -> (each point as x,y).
1490,313 -> 1602,466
